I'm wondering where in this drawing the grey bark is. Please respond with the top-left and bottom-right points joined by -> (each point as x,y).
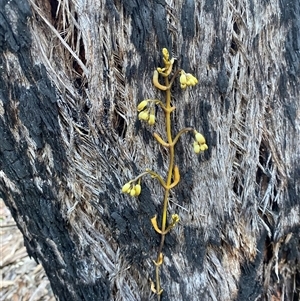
0,0 -> 299,301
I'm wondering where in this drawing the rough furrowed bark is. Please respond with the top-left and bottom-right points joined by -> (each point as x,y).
0,0 -> 299,301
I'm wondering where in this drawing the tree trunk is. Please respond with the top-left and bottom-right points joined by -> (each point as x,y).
1,0 -> 299,300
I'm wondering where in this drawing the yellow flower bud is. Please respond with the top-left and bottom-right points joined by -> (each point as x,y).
195,132 -> 206,144
171,214 -> 180,224
180,72 -> 187,85
193,143 -> 200,154
180,83 -> 187,89
122,182 -> 131,193
186,75 -> 192,86
137,100 -> 148,111
148,114 -> 155,125
138,110 -> 149,121
200,144 -> 208,151
130,188 -> 136,197
166,214 -> 180,230
134,184 -> 141,196
162,48 -> 169,60
186,73 -> 198,86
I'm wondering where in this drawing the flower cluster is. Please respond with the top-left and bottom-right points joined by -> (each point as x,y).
180,70 -> 198,89
170,214 -> 180,227
156,48 -> 174,77
121,48 -> 208,298
193,131 -> 208,154
137,99 -> 155,125
121,181 -> 141,197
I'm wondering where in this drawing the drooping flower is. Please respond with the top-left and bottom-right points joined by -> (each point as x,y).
130,188 -> 136,197
195,132 -> 206,144
137,100 -> 148,111
138,110 -> 149,121
193,131 -> 208,154
134,184 -> 141,196
180,70 -> 198,89
121,182 -> 131,193
138,101 -> 156,126
171,214 -> 180,224
148,114 -> 155,125
121,181 -> 142,197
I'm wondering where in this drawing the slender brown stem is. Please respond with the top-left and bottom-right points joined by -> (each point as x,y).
169,69 -> 182,87
172,127 -> 194,146
145,169 -> 167,189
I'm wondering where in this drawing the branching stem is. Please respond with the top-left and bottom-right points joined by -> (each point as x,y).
128,49 -> 205,299
155,74 -> 175,301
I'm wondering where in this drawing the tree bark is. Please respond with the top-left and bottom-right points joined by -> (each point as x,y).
0,0 -> 299,300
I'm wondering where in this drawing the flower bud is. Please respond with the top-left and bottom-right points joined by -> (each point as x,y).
162,48 -> 169,60
186,73 -> 198,86
148,114 -> 155,125
137,100 -> 148,111
180,72 -> 187,85
193,143 -> 201,154
130,188 -> 136,197
195,132 -> 206,144
171,214 -> 180,224
138,110 -> 149,121
121,182 -> 131,193
134,184 -> 141,196
200,144 -> 208,151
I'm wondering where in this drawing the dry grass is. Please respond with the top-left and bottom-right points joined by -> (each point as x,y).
0,199 -> 55,301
